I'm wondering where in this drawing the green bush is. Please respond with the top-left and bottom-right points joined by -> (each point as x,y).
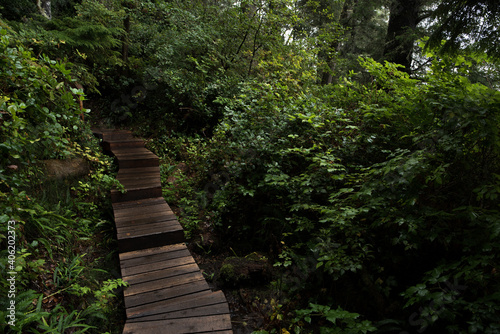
0,22 -> 124,333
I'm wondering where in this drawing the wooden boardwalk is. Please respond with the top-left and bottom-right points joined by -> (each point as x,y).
92,128 -> 233,334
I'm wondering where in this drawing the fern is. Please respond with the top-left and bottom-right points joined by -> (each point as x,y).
0,290 -> 48,333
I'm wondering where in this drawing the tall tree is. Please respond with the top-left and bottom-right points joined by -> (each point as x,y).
383,0 -> 425,72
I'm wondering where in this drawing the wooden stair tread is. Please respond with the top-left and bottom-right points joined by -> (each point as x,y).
123,314 -> 232,334
117,167 -> 161,177
117,223 -> 183,240
114,213 -> 178,228
126,290 -> 215,318
122,257 -> 199,281
113,201 -> 171,217
127,290 -> 230,322
112,197 -> 166,210
119,244 -> 188,261
120,244 -> 190,268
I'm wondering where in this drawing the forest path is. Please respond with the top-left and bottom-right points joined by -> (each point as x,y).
92,128 -> 233,334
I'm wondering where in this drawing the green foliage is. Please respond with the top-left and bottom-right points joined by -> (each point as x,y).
293,303 -> 376,334
185,49 -> 500,332
0,22 -> 123,333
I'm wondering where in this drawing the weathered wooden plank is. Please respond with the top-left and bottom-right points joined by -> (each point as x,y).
126,290 -> 215,319
119,244 -> 188,262
113,202 -> 169,217
120,246 -> 190,269
117,173 -> 160,182
122,257 -> 198,279
124,279 -> 211,308
127,290 -> 229,321
113,201 -> 170,218
114,210 -> 177,226
116,219 -> 181,234
123,314 -> 232,334
122,263 -> 200,289
117,166 -> 161,176
112,196 -> 165,210
117,224 -> 183,240
114,206 -> 174,221
115,216 -> 178,231
124,271 -> 206,297
129,302 -> 230,322
113,147 -> 157,156
117,225 -> 183,243
116,220 -> 181,236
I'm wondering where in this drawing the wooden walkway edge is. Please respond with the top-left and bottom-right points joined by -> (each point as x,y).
92,128 -> 233,334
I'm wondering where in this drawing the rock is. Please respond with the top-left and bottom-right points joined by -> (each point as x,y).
218,253 -> 271,287
42,158 -> 89,179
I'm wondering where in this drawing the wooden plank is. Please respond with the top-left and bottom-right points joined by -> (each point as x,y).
129,303 -> 230,322
126,290 -> 215,319
119,244 -> 188,262
124,279 -> 211,308
115,216 -> 178,230
123,314 -> 232,334
120,245 -> 190,269
116,220 -> 181,236
122,263 -> 200,287
113,201 -> 170,218
118,169 -> 160,177
124,271 -> 206,297
117,166 -> 161,176
114,207 -> 175,222
117,172 -> 160,182
114,211 -> 177,226
115,216 -> 179,229
112,197 -> 165,210
117,224 -> 183,241
122,257 -> 198,279
113,148 -> 157,157
127,290 -> 229,321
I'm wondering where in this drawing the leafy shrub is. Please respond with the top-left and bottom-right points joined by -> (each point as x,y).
0,22 -> 123,333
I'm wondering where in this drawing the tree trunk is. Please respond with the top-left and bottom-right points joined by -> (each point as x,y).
37,0 -> 51,19
122,15 -> 131,64
383,0 -> 422,72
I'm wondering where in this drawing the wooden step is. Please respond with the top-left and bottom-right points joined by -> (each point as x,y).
116,226 -> 184,253
122,314 -> 233,334
116,154 -> 159,169
126,290 -> 230,322
113,200 -> 183,252
117,166 -> 161,177
105,138 -> 145,151
111,185 -> 162,202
